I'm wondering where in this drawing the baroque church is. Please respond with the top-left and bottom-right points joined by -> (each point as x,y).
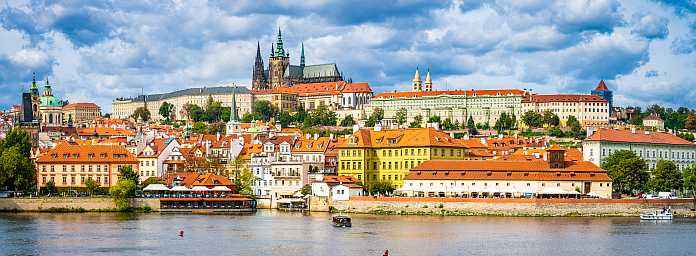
252,29 -> 344,90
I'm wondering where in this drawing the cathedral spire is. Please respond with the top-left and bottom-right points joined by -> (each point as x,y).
425,67 -> 432,92
253,41 -> 266,90
275,28 -> 286,57
300,42 -> 305,67
270,43 -> 275,57
30,72 -> 38,96
231,84 -> 239,122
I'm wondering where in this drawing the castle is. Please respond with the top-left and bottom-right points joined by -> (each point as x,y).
252,29 -> 344,90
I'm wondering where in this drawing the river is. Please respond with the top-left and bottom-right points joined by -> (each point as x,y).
1,210 -> 695,256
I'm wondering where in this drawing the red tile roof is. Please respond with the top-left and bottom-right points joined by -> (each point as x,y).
373,89 -> 526,99
36,144 -> 138,164
586,129 -> 694,146
338,128 -> 467,148
524,94 -> 606,103
594,80 -> 609,91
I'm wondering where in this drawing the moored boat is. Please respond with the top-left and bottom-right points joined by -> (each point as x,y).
332,215 -> 352,227
640,207 -> 673,220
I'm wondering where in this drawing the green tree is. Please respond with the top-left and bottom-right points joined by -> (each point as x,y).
253,100 -> 277,121
205,99 -> 224,122
395,108 -> 407,127
159,101 -> 174,122
494,113 -> 514,131
648,160 -> 683,192
132,107 -> 151,122
191,122 -> 208,133
682,164 -> 696,200
233,167 -> 256,195
84,177 -> 100,196
0,146 -> 35,192
300,184 -> 312,196
312,104 -> 337,126
241,112 -> 264,123
428,115 -> 441,124
276,111 -> 294,127
566,115 -> 582,136
678,132 -> 695,141
521,111 -> 543,128
601,150 -> 649,194
110,178 -> 136,210
44,180 -> 57,195
548,127 -> 565,137
409,115 -> 423,128
686,112 -> 696,131
365,180 -> 395,196
184,103 -> 206,122
366,108 -> 384,127
543,111 -> 560,127
466,115 -> 475,129
1,128 -> 32,156
340,115 -> 355,127
118,165 -> 139,185
441,118 -> 456,130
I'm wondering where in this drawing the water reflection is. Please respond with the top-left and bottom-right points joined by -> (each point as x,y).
1,211 -> 695,256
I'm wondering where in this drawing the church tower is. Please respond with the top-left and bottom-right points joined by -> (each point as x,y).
424,67 -> 433,92
412,67 -> 422,92
252,41 -> 267,90
268,28 -> 290,88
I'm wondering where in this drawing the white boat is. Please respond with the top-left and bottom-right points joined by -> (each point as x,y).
640,207 -> 673,220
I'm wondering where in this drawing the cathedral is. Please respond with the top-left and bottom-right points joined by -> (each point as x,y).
252,29 -> 344,90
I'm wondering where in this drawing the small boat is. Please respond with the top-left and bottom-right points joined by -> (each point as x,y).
640,207 -> 673,220
332,215 -> 352,227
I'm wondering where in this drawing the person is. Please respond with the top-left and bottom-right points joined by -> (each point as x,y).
179,230 -> 184,237
383,250 -> 389,256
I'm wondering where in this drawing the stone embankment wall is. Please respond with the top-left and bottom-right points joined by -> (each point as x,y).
331,197 -> 696,217
0,198 -> 160,211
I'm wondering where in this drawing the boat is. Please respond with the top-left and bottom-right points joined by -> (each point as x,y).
332,215 -> 352,227
640,207 -> 673,220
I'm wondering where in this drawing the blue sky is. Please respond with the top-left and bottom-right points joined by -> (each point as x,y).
1,0 -> 695,112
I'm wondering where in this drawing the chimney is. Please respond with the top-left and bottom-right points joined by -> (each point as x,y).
216,132 -> 220,141
205,141 -> 210,156
464,134 -> 470,140
480,137 -> 487,146
374,121 -> 382,132
305,133 -> 311,140
586,127 -> 595,137
313,133 -> 319,140
352,124 -> 360,133
498,133 -> 503,139
631,128 -> 636,134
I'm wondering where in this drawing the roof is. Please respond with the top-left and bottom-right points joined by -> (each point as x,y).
524,94 -> 607,103
163,172 -> 234,188
586,129 -> 694,146
406,159 -> 611,182
338,127 -> 467,148
272,81 -> 372,97
373,89 -> 526,99
118,86 -> 251,102
323,175 -> 357,184
293,136 -> 330,153
594,80 -> 609,91
76,127 -> 134,137
62,102 -> 100,110
643,113 -> 663,121
283,63 -> 340,79
36,144 -> 138,164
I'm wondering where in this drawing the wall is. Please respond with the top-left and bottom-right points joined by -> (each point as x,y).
0,198 -> 160,211
332,197 -> 696,217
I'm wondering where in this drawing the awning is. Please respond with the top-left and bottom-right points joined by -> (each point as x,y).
211,186 -> 232,192
539,187 -> 571,194
276,198 -> 305,204
170,186 -> 191,192
191,186 -> 210,191
143,184 -> 170,191
587,192 -> 604,198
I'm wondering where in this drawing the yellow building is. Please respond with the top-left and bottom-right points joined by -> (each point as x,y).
337,127 -> 469,187
62,102 -> 101,126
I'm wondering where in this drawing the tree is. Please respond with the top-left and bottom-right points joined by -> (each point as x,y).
366,108 -> 384,127
0,146 -> 35,192
648,160 -> 683,192
494,113 -> 514,131
44,180 -> 57,195
132,107 -> 151,122
365,180 -> 395,196
205,99 -> 224,122
428,115 -> 441,124
521,111 -> 543,128
300,184 -> 312,196
277,111 -> 294,127
686,112 -> 696,131
601,150 -> 649,194
242,112 -> 264,123
340,115 -> 355,127
678,132 -> 695,141
395,108 -> 407,127
409,115 -> 423,128
1,128 -> 32,156
184,103 -> 206,122
466,115 -> 475,129
682,164 -> 696,201
84,177 -> 100,196
441,118 -> 456,130
110,178 -> 136,210
542,111 -> 560,127
566,115 -> 582,137
233,168 -> 256,195
118,165 -> 139,185
159,101 -> 174,122
253,100 -> 277,121
312,104 -> 337,126
548,127 -> 565,137
191,122 -> 208,133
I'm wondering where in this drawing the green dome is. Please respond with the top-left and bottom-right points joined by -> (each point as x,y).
40,95 -> 62,107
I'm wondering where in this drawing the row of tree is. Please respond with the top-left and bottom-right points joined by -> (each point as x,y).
627,104 -> 696,131
602,150 -> 696,196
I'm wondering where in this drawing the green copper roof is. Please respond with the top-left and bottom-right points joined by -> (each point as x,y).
40,95 -> 62,107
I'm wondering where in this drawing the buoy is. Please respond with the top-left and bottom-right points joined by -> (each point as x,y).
179,230 -> 184,237
383,249 -> 389,256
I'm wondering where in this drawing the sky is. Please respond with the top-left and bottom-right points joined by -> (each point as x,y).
0,0 -> 695,112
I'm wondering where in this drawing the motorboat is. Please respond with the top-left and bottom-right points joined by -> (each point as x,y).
640,207 -> 673,220
332,215 -> 352,227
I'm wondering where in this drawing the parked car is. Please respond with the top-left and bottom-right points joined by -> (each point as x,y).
658,192 -> 677,199
0,191 -> 15,198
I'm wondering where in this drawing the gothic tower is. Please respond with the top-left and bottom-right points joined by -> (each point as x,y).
30,73 -> 40,120
252,41 -> 267,90
300,42 -> 305,67
412,67 -> 422,92
268,28 -> 290,88
424,67 -> 433,92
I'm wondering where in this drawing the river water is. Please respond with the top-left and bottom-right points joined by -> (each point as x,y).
1,210 -> 695,256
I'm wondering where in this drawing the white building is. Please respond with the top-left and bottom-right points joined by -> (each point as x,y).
137,138 -> 180,182
522,94 -> 609,127
250,135 -> 309,199
583,129 -> 696,170
642,114 -> 665,131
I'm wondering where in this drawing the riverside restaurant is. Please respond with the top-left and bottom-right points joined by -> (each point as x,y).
143,173 -> 256,213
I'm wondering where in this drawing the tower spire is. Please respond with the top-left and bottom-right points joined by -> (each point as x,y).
412,66 -> 422,92
30,72 -> 38,96
231,83 -> 239,122
253,41 -> 266,90
300,42 -> 305,67
425,67 -> 432,92
270,43 -> 275,57
275,28 -> 286,57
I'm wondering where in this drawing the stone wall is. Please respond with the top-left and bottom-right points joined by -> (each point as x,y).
332,197 -> 696,217
0,198 -> 160,211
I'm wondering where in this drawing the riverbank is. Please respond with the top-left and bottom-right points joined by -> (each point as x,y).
331,197 -> 696,217
0,197 -> 160,212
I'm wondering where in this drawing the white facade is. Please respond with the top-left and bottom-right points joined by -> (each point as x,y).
583,139 -> 696,170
